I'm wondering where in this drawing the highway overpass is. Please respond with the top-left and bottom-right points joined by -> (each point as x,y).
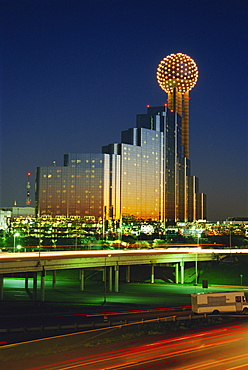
0,248 -> 245,301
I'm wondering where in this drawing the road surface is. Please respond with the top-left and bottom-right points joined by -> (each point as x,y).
1,319 -> 248,369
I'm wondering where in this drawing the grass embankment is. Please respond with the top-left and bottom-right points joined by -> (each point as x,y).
81,316 -> 237,347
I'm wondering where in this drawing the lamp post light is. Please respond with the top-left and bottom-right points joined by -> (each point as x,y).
195,233 -> 201,286
240,274 -> 243,286
13,232 -> 20,253
195,251 -> 198,286
229,228 -> 232,255
75,232 -> 79,250
38,219 -> 43,260
103,254 -> 111,305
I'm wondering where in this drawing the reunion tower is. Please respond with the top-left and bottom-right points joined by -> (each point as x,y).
156,53 -> 198,158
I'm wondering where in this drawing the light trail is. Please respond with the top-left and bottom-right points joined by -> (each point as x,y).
1,247 -> 248,261
50,337 -> 241,370
1,321 -> 248,369
178,353 -> 248,370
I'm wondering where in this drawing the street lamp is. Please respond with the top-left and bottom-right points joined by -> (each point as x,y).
229,228 -> 232,254
195,234 -> 201,286
240,274 -> 243,286
195,232 -> 201,285
103,254 -> 111,305
13,233 -> 20,253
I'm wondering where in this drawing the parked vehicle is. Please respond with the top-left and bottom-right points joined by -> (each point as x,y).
191,291 -> 248,314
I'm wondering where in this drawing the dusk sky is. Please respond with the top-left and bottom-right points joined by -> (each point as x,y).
1,0 -> 248,221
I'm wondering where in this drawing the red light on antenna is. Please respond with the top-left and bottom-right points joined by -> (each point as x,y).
164,103 -> 168,107
27,172 -> 31,176
170,109 -> 174,112
146,104 -> 150,108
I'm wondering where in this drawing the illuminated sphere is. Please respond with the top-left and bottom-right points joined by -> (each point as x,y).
157,53 -> 198,94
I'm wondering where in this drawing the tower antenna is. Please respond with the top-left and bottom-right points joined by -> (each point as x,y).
26,172 -> 31,205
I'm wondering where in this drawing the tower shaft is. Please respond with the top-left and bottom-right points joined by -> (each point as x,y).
182,91 -> 189,159
168,89 -> 190,159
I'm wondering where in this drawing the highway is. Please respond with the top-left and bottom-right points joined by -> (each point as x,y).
0,247 -> 219,300
2,244 -> 248,278
0,305 -> 192,344
1,247 -> 247,276
3,247 -> 248,261
1,247 -> 247,304
1,319 -> 248,369
0,247 -> 210,270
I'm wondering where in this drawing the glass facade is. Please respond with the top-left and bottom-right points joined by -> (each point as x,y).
164,109 -> 184,222
35,105 -> 206,224
103,105 -> 205,223
187,178 -> 207,221
196,193 -> 207,220
36,153 -> 110,220
120,129 -> 163,221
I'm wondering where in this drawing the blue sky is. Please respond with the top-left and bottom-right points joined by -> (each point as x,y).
1,0 -> 248,220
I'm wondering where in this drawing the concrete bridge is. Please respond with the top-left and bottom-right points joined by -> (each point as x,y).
0,248 -> 243,302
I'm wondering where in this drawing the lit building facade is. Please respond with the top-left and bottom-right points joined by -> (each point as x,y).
35,53 -> 206,225
36,154 -> 110,219
36,105 -> 206,224
103,105 -> 205,224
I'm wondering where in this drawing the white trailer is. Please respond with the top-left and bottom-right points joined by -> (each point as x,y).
191,291 -> 248,314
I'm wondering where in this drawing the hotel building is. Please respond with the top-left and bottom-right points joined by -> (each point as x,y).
35,53 -> 206,226
36,104 -> 206,225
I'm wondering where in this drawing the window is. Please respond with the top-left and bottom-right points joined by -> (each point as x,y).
208,296 -> 226,305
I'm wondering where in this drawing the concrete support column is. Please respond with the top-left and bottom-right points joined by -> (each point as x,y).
80,269 -> 85,291
53,270 -> 56,290
25,275 -> 28,290
151,263 -> 155,284
0,275 -> 3,301
114,264 -> 119,293
33,273 -> 37,301
40,271 -> 45,302
126,265 -> 131,283
180,260 -> 185,285
109,266 -> 113,292
175,263 -> 179,284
